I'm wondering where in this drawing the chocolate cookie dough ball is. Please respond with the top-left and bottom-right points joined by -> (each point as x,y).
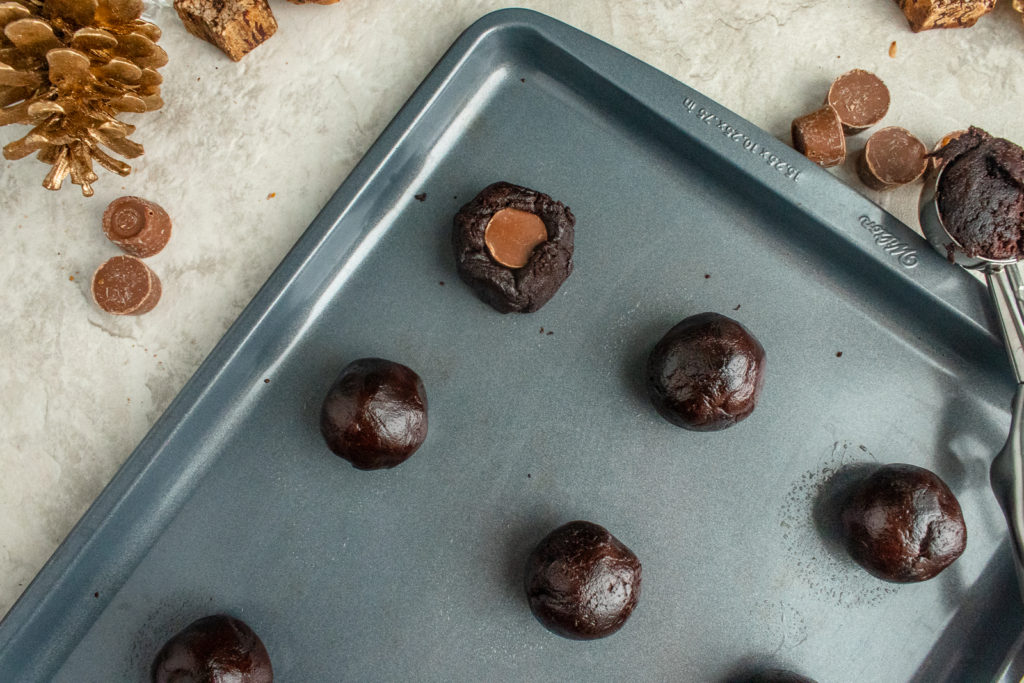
452,182 -> 574,313
151,614 -> 272,683
320,358 -> 428,470
524,520 -> 641,640
935,126 -> 1024,261
646,313 -> 766,431
744,670 -> 817,683
841,464 -> 966,582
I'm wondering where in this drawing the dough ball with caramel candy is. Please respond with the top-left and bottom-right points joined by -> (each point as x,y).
320,358 -> 428,470
452,182 -> 574,313
646,313 -> 766,431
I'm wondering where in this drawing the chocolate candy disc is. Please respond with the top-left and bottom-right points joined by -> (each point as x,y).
102,195 -> 172,258
91,255 -> 162,315
826,69 -> 890,134
856,127 -> 927,191
791,105 -> 845,168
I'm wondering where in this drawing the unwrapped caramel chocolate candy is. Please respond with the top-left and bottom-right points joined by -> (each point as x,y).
856,127 -> 927,191
895,0 -> 995,32
102,196 -> 172,258
827,70 -> 890,134
91,255 -> 162,315
173,0 -> 277,61
792,105 -> 846,168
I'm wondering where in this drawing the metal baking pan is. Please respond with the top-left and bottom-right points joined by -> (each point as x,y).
1,8 -> 1020,681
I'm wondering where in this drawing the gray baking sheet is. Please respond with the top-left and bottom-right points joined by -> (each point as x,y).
1,9 -> 1021,682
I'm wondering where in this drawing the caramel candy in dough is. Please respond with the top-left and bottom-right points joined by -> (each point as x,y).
791,105 -> 845,168
484,208 -> 548,269
102,196 -> 172,257
91,255 -> 162,315
826,69 -> 890,134
856,126 -> 927,191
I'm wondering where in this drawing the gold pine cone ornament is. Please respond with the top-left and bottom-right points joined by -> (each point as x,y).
0,0 -> 166,196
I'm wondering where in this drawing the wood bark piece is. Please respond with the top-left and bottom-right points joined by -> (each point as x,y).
856,126 -> 928,191
173,0 -> 277,61
791,105 -> 846,168
91,255 -> 161,314
895,0 -> 996,32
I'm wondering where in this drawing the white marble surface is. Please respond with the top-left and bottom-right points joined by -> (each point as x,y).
1,0 -> 1022,618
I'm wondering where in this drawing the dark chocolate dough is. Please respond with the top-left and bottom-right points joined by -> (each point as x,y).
151,614 -> 272,683
936,126 -> 1024,260
452,182 -> 574,313
646,312 -> 766,431
320,358 -> 428,470
841,463 -> 966,582
744,670 -> 817,683
524,520 -> 641,640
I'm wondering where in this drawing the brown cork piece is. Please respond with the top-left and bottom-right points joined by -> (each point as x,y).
791,105 -> 846,168
91,255 -> 162,315
826,69 -> 890,134
173,0 -> 277,61
102,196 -> 172,258
895,0 -> 996,32
856,126 -> 928,191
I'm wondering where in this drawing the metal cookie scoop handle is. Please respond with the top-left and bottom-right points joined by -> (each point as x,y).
919,169 -> 1024,596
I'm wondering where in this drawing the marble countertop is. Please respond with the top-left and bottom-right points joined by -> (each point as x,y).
2,0 -> 1022,619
